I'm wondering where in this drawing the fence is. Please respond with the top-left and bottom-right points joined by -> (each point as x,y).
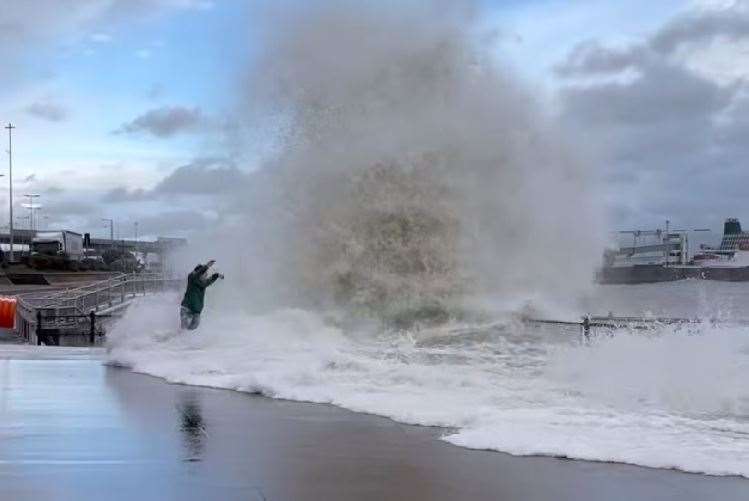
524,314 -> 749,340
14,273 -> 182,345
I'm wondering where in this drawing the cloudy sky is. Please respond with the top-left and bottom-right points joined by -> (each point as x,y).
1,0 -> 748,241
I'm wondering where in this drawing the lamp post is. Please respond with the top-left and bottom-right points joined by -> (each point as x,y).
134,221 -> 139,273
102,218 -> 114,248
23,193 -> 40,232
5,123 -> 14,262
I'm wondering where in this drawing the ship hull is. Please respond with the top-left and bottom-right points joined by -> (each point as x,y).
597,265 -> 685,284
698,266 -> 749,282
597,265 -> 749,284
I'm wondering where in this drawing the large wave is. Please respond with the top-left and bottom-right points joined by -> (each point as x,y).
107,294 -> 749,478
106,0 -> 749,480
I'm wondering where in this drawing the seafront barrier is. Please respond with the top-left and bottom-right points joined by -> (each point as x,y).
8,273 -> 181,345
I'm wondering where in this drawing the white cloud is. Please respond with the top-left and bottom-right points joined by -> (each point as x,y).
135,48 -> 152,59
682,37 -> 749,84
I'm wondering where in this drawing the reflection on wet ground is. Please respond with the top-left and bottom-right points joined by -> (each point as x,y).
177,390 -> 206,462
1,352 -> 748,501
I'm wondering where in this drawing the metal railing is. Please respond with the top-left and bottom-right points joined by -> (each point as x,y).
14,273 -> 183,344
523,314 -> 749,340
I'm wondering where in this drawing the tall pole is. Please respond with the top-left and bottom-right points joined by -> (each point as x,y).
134,222 -> 138,273
665,219 -> 670,266
5,123 -> 14,262
24,193 -> 39,232
26,195 -> 31,231
102,218 -> 114,248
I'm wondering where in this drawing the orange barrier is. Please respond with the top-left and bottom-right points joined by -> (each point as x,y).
0,297 -> 17,329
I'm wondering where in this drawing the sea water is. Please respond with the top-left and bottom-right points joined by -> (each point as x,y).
106,281 -> 749,478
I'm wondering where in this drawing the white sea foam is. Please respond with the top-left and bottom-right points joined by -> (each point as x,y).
107,293 -> 749,478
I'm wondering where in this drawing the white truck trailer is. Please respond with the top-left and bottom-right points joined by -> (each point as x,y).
31,231 -> 84,259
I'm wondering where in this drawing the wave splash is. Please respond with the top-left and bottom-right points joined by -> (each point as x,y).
107,295 -> 749,478
203,0 -> 605,322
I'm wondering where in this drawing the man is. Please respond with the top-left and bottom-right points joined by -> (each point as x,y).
180,260 -> 223,330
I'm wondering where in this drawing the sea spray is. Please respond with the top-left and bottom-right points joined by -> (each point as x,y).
182,0 -> 606,323
106,1 -> 749,478
107,292 -> 749,477
547,323 -> 749,417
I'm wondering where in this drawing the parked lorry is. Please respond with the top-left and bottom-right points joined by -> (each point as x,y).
31,231 -> 84,259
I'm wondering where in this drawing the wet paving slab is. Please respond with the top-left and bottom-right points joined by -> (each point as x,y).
1,346 -> 748,501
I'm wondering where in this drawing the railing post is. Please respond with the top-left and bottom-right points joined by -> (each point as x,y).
582,316 -> 591,341
89,311 -> 96,345
35,309 -> 42,346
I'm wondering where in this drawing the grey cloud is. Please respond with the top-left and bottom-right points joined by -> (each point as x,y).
100,157 -> 248,204
715,94 -> 749,152
562,63 -> 732,127
43,200 -> 96,216
650,10 -> 749,54
1,0 -> 212,45
154,157 -> 249,195
557,9 -> 749,78
103,187 -> 151,203
115,106 -> 204,137
25,100 -> 68,122
137,209 -> 210,235
555,41 -> 647,76
557,4 -> 749,230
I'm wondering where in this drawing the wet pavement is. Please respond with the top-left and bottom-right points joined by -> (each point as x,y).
1,347 -> 748,501
0,328 -> 24,344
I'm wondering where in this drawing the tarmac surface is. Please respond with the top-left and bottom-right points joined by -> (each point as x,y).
1,346 -> 748,501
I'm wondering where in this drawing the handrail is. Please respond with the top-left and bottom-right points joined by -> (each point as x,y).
37,274 -> 128,307
37,273 -> 178,309
14,273 -> 183,329
523,314 -> 749,338
41,273 -> 126,296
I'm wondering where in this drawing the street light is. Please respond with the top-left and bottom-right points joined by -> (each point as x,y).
133,221 -> 140,273
23,193 -> 40,232
5,123 -> 14,262
102,218 -> 114,248
15,215 -> 29,230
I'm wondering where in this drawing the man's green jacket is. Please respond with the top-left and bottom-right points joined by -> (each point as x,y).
181,265 -> 220,314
